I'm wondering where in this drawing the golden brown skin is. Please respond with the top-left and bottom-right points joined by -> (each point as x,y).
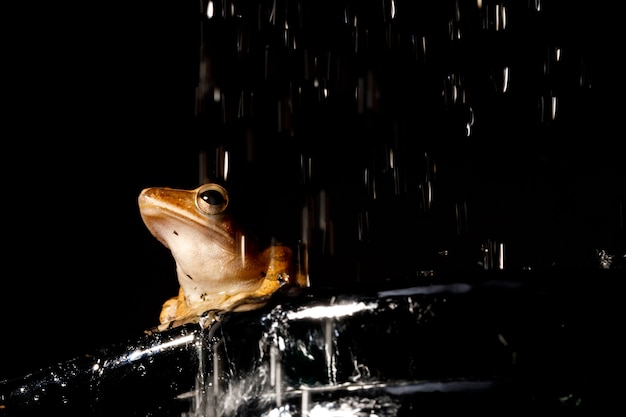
138,183 -> 307,330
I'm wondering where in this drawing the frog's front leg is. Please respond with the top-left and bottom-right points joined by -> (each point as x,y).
155,289 -> 219,331
159,288 -> 213,328
159,288 -> 184,325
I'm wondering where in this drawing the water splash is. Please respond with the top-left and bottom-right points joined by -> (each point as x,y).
174,281 -> 530,416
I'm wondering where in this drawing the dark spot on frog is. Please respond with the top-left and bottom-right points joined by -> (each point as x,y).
260,271 -> 266,278
173,230 -> 179,236
186,274 -> 193,280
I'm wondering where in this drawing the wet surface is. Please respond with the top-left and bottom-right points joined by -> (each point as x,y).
1,270 -> 597,416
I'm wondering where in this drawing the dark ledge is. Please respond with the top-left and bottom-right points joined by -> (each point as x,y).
1,270 -> 602,416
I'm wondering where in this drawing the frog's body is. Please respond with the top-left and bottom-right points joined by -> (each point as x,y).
138,183 -> 306,331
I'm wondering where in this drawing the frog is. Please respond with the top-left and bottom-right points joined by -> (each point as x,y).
138,182 -> 307,331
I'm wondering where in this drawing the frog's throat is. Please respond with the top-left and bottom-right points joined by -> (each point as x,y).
141,203 -> 234,247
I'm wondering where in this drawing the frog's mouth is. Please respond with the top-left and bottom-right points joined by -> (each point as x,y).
139,202 -> 238,251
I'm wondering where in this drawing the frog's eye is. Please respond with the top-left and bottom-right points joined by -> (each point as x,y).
196,183 -> 229,215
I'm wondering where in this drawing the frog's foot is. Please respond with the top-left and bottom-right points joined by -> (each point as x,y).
148,308 -> 222,333
151,289 -> 199,332
158,295 -> 181,325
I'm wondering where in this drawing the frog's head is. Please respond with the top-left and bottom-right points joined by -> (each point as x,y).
139,183 -> 237,258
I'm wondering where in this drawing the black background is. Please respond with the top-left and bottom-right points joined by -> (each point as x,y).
0,0 -> 619,383
2,1 -> 203,380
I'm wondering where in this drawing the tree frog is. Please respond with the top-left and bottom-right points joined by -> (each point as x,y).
138,183 -> 307,331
